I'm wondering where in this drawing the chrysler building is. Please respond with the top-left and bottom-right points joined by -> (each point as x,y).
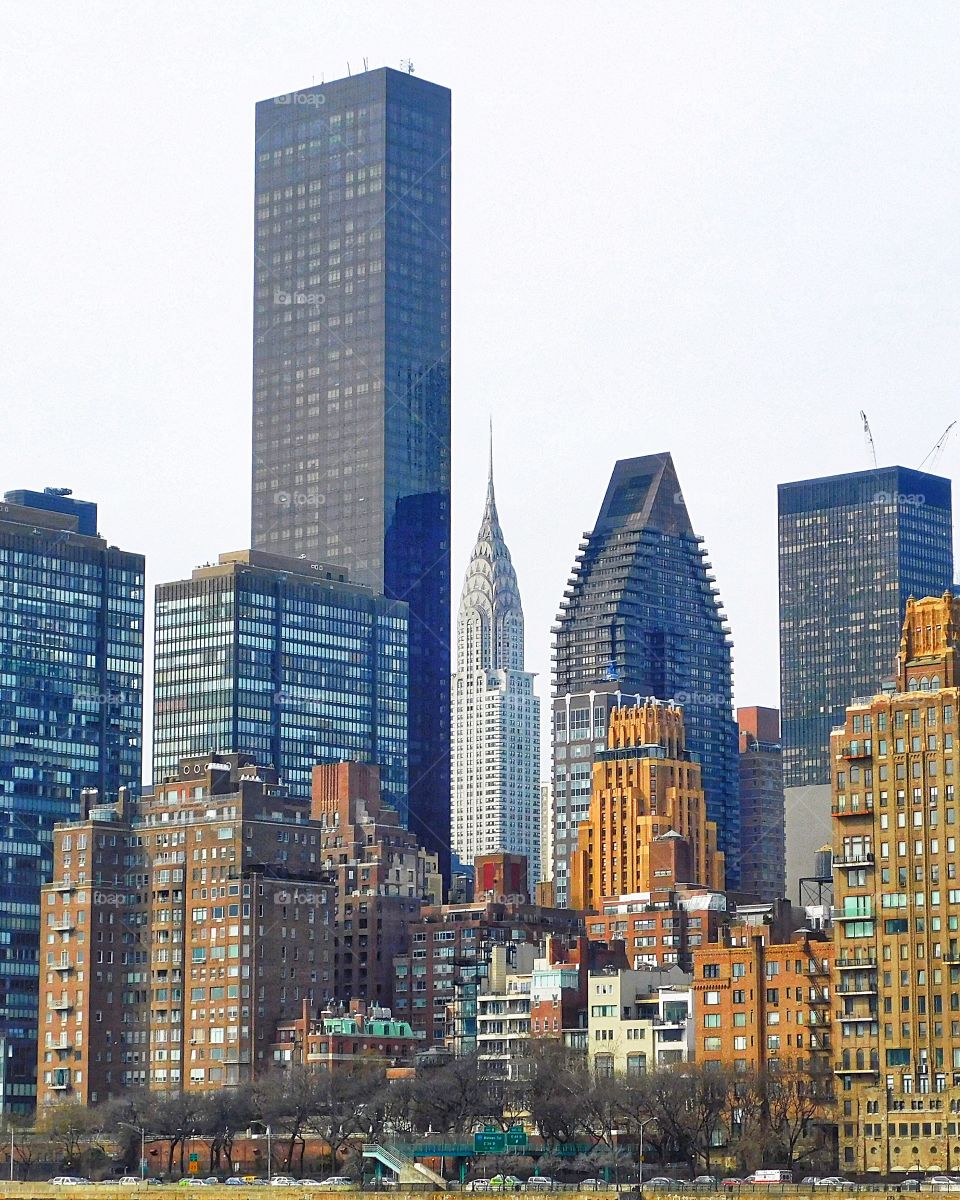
451,438 -> 540,889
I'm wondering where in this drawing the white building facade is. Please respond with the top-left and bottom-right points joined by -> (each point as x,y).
451,445 -> 540,889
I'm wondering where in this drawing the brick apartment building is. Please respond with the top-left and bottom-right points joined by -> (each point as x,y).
312,763 -> 440,1007
37,754 -> 335,1107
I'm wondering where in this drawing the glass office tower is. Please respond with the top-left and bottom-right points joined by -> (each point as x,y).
778,467 -> 954,788
250,67 -> 451,865
0,489 -> 144,1111
153,550 -> 408,810
551,454 -> 739,902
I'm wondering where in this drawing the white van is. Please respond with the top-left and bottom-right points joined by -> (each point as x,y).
752,1171 -> 793,1184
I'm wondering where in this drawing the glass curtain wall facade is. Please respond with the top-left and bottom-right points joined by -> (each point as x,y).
551,454 -> 738,903
778,467 -> 953,789
0,490 -> 143,1111
153,551 -> 408,809
250,67 -> 451,865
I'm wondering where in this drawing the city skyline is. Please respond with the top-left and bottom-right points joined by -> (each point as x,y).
6,4 -> 960,769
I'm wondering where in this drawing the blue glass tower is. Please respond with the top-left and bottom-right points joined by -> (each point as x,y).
0,489 -> 144,1111
250,67 -> 451,868
153,551 -> 408,811
551,454 -> 739,900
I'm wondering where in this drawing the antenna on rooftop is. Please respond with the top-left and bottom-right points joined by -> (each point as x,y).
400,58 -> 415,74
347,62 -> 351,76
363,57 -> 369,72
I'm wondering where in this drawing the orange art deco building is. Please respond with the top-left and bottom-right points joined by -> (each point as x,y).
569,700 -> 725,911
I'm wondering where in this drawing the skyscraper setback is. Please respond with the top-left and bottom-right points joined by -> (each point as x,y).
250,67 -> 451,866
778,466 -> 953,892
551,454 -> 739,904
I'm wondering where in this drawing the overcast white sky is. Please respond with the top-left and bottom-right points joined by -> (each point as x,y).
3,2 -> 960,777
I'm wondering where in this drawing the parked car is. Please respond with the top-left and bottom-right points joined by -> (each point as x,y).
815,1179 -> 855,1190
269,1180 -> 299,1188
927,1180 -> 960,1190
646,1180 -> 678,1189
801,1180 -> 820,1188
224,1180 -> 247,1187
693,1179 -> 719,1190
526,1179 -> 558,1191
489,1176 -> 522,1191
752,1172 -> 793,1185
118,1179 -> 143,1186
319,1179 -> 355,1190
580,1180 -> 608,1191
49,1180 -> 92,1187
466,1182 -> 493,1193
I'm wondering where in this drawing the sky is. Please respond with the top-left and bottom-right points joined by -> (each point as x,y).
3,2 -> 960,777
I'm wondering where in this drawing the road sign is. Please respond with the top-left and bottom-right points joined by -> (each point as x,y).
188,1162 -> 199,1174
474,1128 -> 506,1154
505,1127 -> 528,1149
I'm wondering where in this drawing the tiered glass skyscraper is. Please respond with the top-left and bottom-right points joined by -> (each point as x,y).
450,448 -> 540,890
249,68 -> 451,865
778,465 -> 953,892
153,550 -> 408,811
0,489 -> 143,1111
551,454 -> 739,903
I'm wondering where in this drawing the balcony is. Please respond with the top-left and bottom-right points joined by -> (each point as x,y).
49,999 -> 73,1012
48,1076 -> 71,1090
48,1037 -> 73,1051
841,744 -> 872,760
49,881 -> 75,893
836,954 -> 878,969
833,852 -> 875,868
834,1062 -> 879,1076
832,803 -> 874,818
836,982 -> 878,996
836,1010 -> 877,1024
50,920 -> 76,933
52,962 -> 74,973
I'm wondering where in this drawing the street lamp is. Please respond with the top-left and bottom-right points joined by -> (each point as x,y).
249,1123 -> 272,1180
118,1122 -> 147,1182
638,1118 -> 657,1186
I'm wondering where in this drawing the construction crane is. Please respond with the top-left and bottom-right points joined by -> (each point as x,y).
860,410 -> 878,469
919,421 -> 957,471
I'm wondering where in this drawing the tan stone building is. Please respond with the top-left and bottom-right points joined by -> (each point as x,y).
570,701 -> 725,911
37,754 -> 335,1107
832,593 -> 960,1173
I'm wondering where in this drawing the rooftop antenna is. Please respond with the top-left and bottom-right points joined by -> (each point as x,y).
860,410 -> 878,469
363,57 -> 369,71
400,58 -> 415,74
919,421 -> 957,471
347,62 -> 351,76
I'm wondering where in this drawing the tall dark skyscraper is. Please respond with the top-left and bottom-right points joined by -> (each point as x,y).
778,465 -> 953,892
250,68 -> 451,865
0,489 -> 143,1112
551,454 -> 739,903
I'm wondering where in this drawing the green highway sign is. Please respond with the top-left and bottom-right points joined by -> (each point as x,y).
474,1128 -> 507,1154
505,1127 -> 528,1149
